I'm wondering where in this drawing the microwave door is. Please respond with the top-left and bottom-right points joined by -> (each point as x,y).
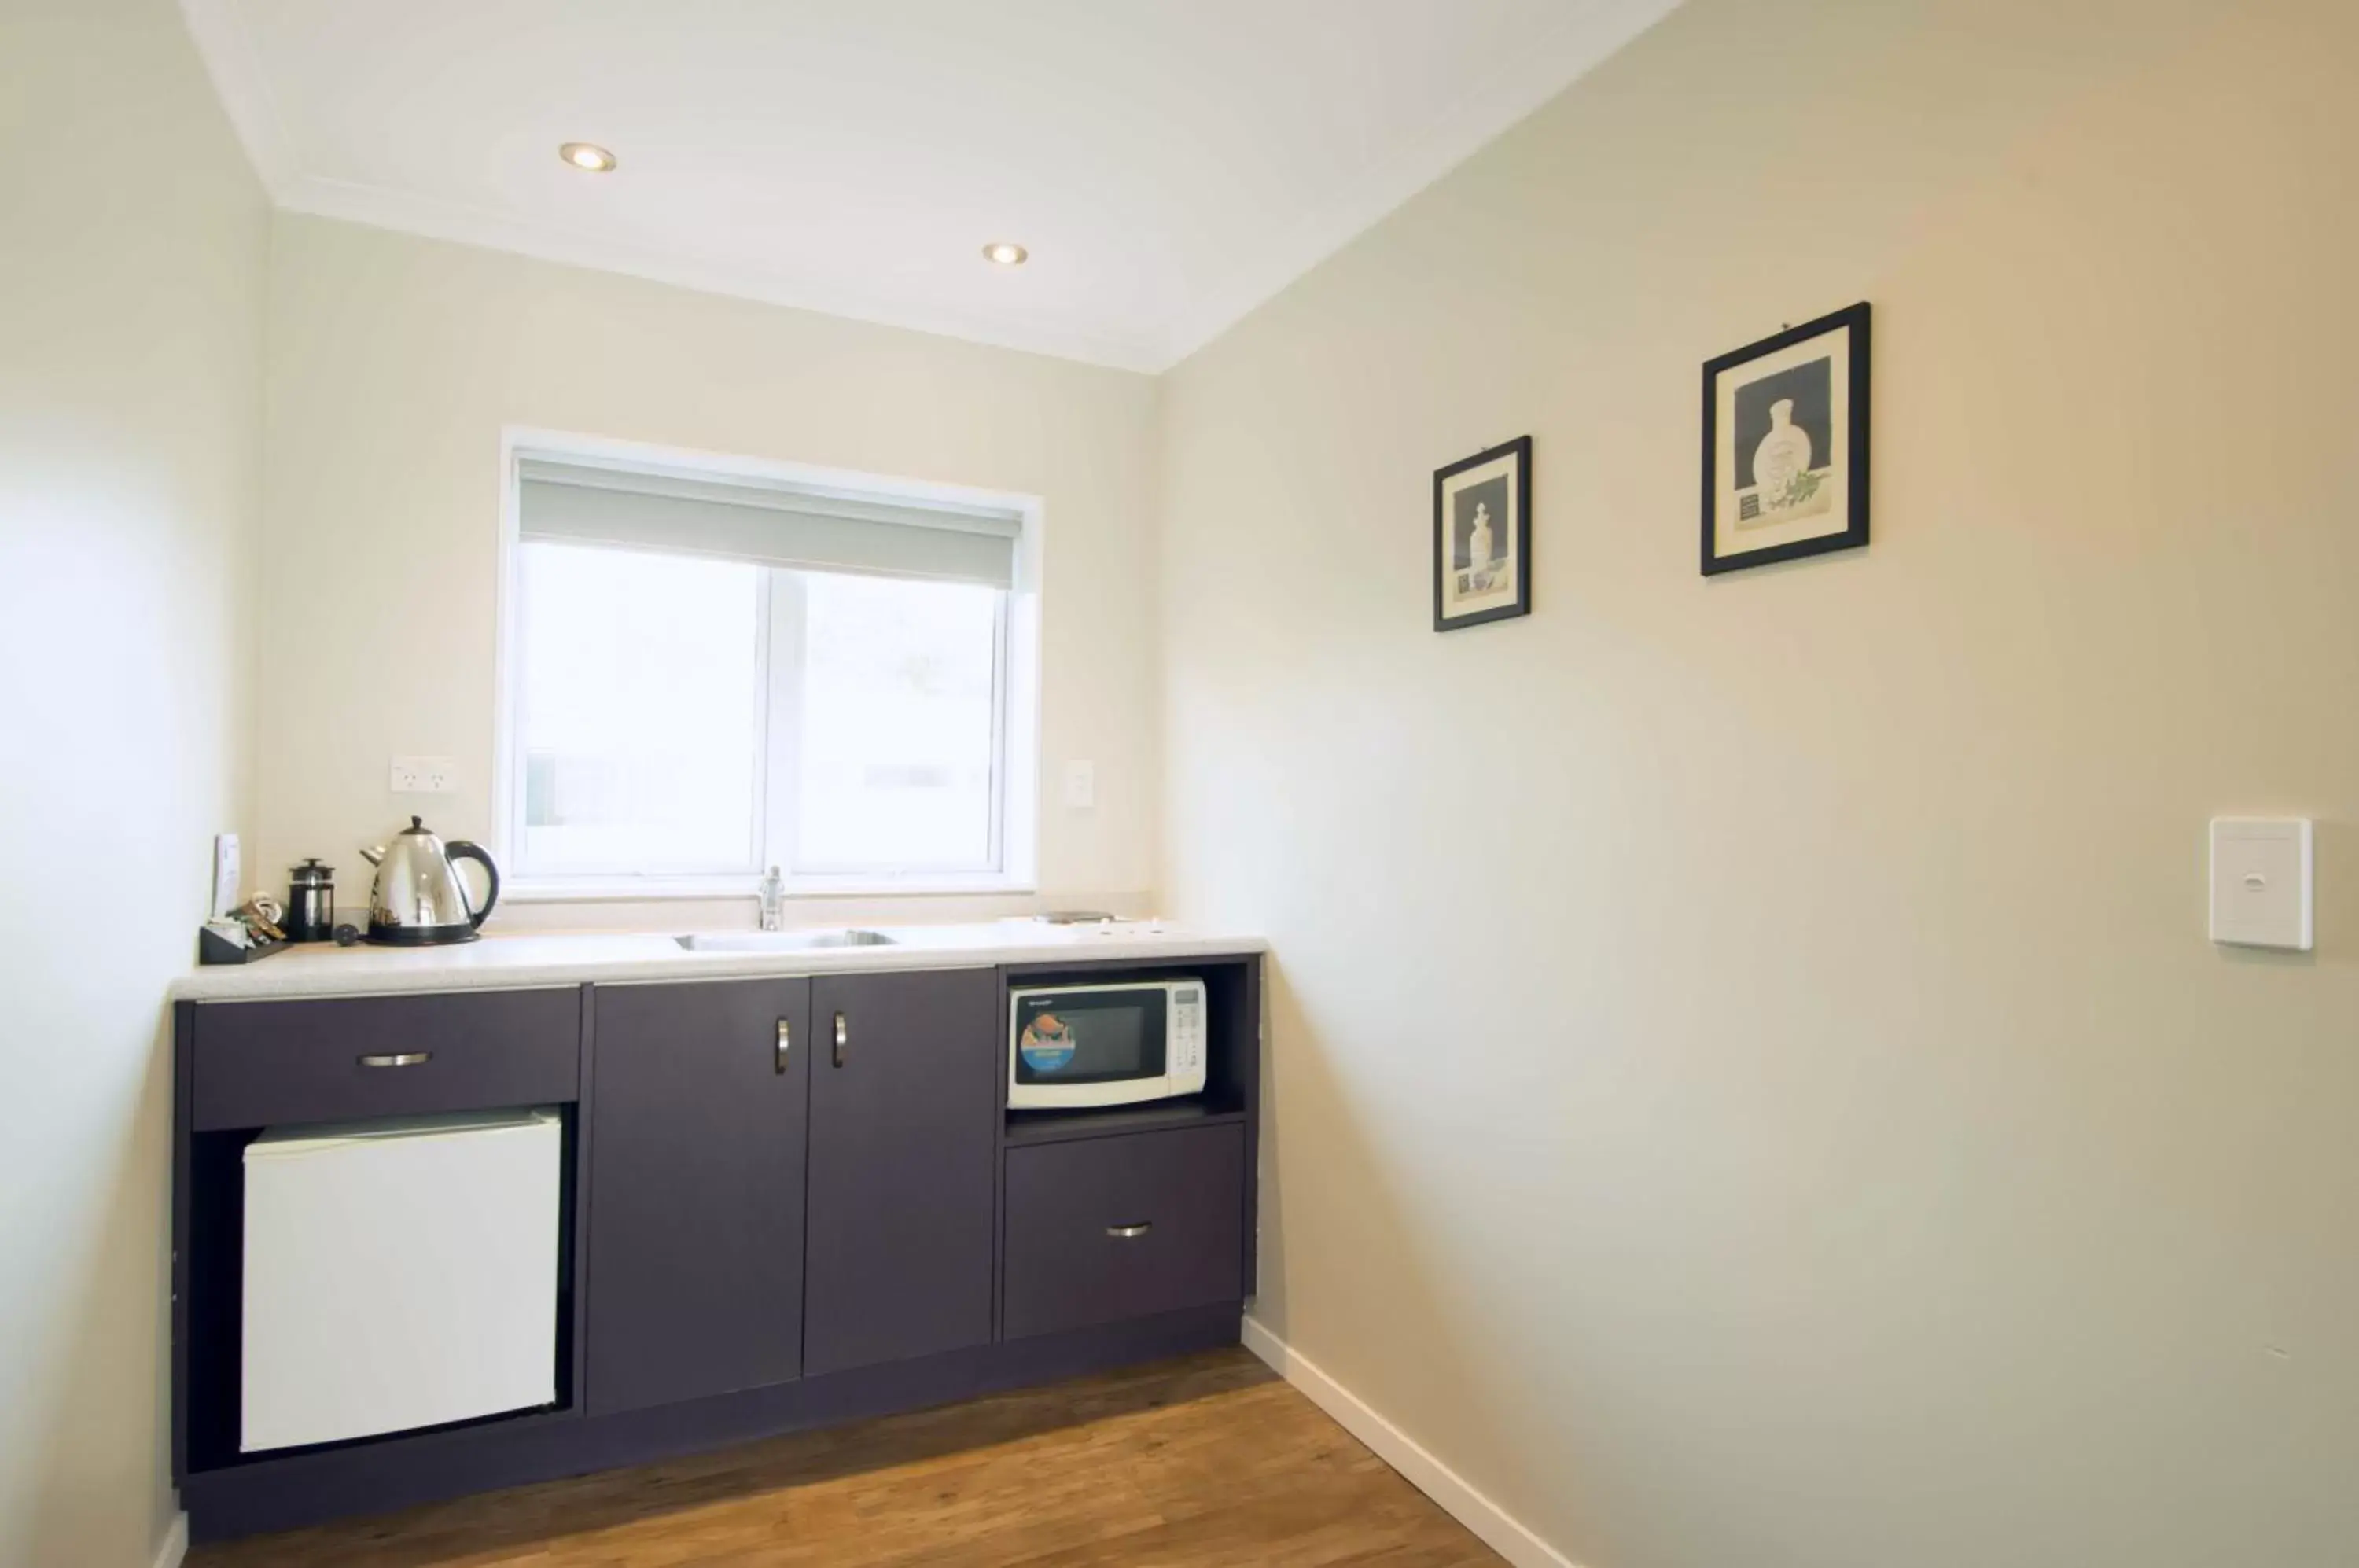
1014,989 -> 1169,1101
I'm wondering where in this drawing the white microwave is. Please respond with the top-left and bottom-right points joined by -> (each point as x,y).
1007,979 -> 1208,1110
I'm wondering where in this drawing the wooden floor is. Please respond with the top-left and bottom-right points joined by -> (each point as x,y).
191,1349 -> 1503,1566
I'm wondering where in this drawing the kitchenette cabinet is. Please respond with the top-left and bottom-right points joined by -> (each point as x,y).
170,945 -> 1261,1544
584,977 -> 811,1415
803,969 -> 998,1376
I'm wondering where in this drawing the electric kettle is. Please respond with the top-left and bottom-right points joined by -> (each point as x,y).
359,817 -> 500,945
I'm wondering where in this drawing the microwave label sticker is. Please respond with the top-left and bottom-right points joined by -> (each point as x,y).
1020,1014 -> 1077,1073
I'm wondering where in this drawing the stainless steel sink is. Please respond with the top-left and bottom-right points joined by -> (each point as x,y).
675,929 -> 896,952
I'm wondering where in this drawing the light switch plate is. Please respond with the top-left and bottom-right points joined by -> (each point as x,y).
390,756 -> 457,793
2210,817 -> 2313,951
1062,760 -> 1095,810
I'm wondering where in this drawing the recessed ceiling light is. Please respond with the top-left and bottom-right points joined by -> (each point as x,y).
559,142 -> 616,173
982,241 -> 1029,267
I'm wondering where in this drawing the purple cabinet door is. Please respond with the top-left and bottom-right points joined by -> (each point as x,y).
804,968 -> 997,1376
586,979 -> 809,1415
1003,1124 -> 1245,1341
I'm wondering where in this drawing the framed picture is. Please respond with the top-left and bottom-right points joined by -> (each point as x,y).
1701,302 -> 1870,576
1433,435 -> 1531,631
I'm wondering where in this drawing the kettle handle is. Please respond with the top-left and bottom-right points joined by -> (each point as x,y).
443,841 -> 501,930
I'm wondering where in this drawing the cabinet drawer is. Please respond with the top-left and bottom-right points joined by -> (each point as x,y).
1003,1124 -> 1244,1341
193,989 -> 580,1131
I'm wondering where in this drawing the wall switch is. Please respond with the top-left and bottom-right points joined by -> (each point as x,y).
2210,817 -> 2313,951
390,756 -> 458,794
1062,760 -> 1096,810
212,833 -> 241,918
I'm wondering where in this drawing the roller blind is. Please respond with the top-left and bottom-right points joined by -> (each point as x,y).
517,459 -> 1021,589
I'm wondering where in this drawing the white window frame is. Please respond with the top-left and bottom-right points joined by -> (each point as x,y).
493,429 -> 1042,902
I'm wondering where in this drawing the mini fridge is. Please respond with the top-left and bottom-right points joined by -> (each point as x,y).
241,1108 -> 563,1453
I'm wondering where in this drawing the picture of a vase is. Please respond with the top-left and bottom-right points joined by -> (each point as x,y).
1703,307 -> 1865,574
1435,452 -> 1525,626
1466,501 -> 1494,576
1752,398 -> 1812,507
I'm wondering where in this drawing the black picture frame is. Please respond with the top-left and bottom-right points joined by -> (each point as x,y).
1433,435 -> 1532,631
1700,302 -> 1871,576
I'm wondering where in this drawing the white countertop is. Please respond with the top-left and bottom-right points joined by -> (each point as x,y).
170,920 -> 1266,1003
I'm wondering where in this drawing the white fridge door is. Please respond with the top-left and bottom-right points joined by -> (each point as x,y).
241,1108 -> 562,1453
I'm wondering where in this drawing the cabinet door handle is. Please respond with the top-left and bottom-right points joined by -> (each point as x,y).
1106,1222 -> 1152,1239
832,1011 -> 848,1069
775,1018 -> 792,1074
357,1051 -> 430,1069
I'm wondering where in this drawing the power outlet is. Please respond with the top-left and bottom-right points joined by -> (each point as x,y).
390,756 -> 458,794
1062,760 -> 1095,810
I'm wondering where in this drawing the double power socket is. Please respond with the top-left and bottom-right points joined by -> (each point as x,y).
389,756 -> 458,794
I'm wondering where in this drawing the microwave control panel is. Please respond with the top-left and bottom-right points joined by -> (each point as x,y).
1172,982 -> 1206,1080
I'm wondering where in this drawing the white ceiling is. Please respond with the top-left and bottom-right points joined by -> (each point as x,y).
181,0 -> 1679,371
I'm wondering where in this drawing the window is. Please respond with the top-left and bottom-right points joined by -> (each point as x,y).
788,572 -> 1003,872
505,455 -> 1034,893
516,544 -> 764,875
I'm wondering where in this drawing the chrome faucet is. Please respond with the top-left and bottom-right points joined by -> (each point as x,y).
757,866 -> 785,932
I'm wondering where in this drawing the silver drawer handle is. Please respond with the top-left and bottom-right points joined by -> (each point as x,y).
1106,1222 -> 1152,1239
357,1051 -> 431,1069
775,1018 -> 792,1075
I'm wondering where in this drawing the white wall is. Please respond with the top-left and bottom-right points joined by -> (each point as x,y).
0,1 -> 267,1563
254,216 -> 1161,928
1158,2 -> 2359,1565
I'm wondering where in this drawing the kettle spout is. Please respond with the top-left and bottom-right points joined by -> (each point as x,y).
359,845 -> 385,867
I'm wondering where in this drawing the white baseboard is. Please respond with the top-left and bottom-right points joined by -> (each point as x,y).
1241,1315 -> 1581,1568
151,1511 -> 188,1568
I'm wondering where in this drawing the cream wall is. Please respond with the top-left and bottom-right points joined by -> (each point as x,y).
254,215 -> 1161,926
0,2 -> 267,1565
1158,2 -> 2358,1565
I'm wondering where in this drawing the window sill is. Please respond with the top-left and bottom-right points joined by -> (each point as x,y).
502,873 -> 1040,904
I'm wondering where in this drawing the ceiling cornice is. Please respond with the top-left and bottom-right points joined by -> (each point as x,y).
275,175 -> 1173,373
1158,0 -> 1684,369
176,0 -> 300,195
178,0 -> 1682,376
